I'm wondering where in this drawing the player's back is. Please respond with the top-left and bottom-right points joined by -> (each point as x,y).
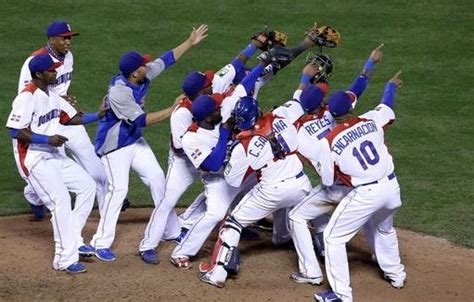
326,116 -> 394,186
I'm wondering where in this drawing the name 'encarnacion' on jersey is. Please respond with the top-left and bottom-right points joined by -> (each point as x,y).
332,120 -> 378,155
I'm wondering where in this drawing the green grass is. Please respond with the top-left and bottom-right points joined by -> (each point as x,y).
0,0 -> 473,247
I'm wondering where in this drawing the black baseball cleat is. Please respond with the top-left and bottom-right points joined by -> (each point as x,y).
121,197 -> 131,212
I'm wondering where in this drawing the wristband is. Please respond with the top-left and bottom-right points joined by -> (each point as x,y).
300,74 -> 312,85
241,44 -> 257,58
31,133 -> 51,144
363,58 -> 375,72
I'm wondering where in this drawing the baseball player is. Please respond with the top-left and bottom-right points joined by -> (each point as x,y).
6,54 -> 104,273
138,36 -> 267,264
18,21 -> 109,221
197,94 -> 313,288
287,45 -> 384,285
169,58 -> 276,269
90,24 -> 208,262
314,71 -> 406,302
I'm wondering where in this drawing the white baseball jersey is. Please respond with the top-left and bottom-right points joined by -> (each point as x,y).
182,125 -> 221,172
212,64 -> 237,95
18,48 -> 73,96
271,89 -> 305,124
170,97 -> 194,151
224,112 -> 302,187
7,84 -> 77,178
318,104 -> 395,187
6,83 -> 96,270
18,47 -> 108,211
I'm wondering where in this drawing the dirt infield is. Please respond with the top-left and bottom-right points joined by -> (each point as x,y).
0,208 -> 472,301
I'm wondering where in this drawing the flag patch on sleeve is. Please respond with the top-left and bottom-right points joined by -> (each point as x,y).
191,148 -> 202,160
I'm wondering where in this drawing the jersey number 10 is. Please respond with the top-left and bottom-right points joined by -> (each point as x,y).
352,140 -> 380,170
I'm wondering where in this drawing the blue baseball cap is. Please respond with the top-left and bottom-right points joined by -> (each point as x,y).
182,70 -> 214,96
299,85 -> 325,112
28,54 -> 63,73
328,91 -> 352,117
191,95 -> 217,122
46,21 -> 79,38
119,51 -> 152,76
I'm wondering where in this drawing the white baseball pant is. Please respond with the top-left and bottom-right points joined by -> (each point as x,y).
324,176 -> 406,302
91,138 -> 165,249
27,154 -> 96,270
288,184 -> 352,278
172,176 -> 241,258
139,149 -> 199,251
206,173 -> 312,284
23,125 -> 108,212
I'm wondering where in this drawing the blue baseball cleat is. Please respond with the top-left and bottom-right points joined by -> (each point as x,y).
140,249 -> 158,264
65,262 -> 87,274
78,245 -> 95,257
30,204 -> 46,220
314,290 -> 342,302
95,248 -> 117,262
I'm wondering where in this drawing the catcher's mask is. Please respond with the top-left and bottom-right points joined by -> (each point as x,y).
306,53 -> 333,83
234,96 -> 259,130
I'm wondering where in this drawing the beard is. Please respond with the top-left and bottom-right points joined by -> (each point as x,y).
211,113 -> 223,125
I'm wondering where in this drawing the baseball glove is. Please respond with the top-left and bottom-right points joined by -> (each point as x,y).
304,53 -> 334,83
306,24 -> 341,48
252,27 -> 288,51
257,46 -> 294,73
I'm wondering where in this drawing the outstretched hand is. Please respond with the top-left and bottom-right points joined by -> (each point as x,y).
369,43 -> 384,63
389,71 -> 403,88
188,24 -> 209,46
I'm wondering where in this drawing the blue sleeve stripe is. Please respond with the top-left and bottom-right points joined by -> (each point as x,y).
160,50 -> 176,69
135,113 -> 147,127
81,112 -> 100,124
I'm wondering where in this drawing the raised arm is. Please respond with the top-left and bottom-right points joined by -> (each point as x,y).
380,71 -> 402,109
349,43 -> 384,98
172,24 -> 209,60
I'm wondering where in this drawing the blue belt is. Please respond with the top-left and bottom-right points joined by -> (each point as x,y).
295,171 -> 305,179
360,172 -> 396,186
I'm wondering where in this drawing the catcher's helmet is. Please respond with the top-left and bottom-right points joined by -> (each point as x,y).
306,53 -> 333,83
234,96 -> 259,130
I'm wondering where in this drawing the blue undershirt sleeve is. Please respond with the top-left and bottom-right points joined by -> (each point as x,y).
231,44 -> 257,73
240,64 -> 265,95
380,82 -> 397,108
349,74 -> 369,98
200,127 -> 231,171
